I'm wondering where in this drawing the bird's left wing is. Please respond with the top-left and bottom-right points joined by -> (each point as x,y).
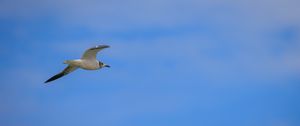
81,45 -> 110,60
45,65 -> 78,83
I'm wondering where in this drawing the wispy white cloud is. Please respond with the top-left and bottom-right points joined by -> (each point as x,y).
1,0 -> 299,31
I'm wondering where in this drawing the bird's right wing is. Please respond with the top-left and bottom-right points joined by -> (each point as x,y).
45,65 -> 78,83
81,45 -> 110,60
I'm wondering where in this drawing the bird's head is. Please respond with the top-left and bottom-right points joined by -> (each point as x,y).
99,61 -> 110,68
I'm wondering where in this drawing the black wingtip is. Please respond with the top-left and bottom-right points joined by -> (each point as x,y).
44,80 -> 51,83
44,78 -> 55,84
97,45 -> 110,48
103,45 -> 110,48
44,73 -> 65,84
90,45 -> 110,50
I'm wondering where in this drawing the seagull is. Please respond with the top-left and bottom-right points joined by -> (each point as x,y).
45,45 -> 110,83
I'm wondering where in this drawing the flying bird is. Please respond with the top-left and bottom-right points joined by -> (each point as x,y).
45,45 -> 110,83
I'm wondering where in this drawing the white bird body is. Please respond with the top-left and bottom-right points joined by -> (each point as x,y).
64,59 -> 100,70
45,45 -> 110,83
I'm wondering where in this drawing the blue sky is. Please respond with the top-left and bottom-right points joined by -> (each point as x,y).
0,0 -> 300,126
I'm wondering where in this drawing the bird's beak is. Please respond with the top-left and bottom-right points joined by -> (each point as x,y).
104,64 -> 110,68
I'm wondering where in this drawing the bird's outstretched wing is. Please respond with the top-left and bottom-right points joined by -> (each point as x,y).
45,65 -> 78,83
81,45 -> 110,60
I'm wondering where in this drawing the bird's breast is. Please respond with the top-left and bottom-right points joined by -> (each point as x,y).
80,60 -> 100,70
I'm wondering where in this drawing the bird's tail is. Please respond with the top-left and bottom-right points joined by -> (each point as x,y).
63,60 -> 72,64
